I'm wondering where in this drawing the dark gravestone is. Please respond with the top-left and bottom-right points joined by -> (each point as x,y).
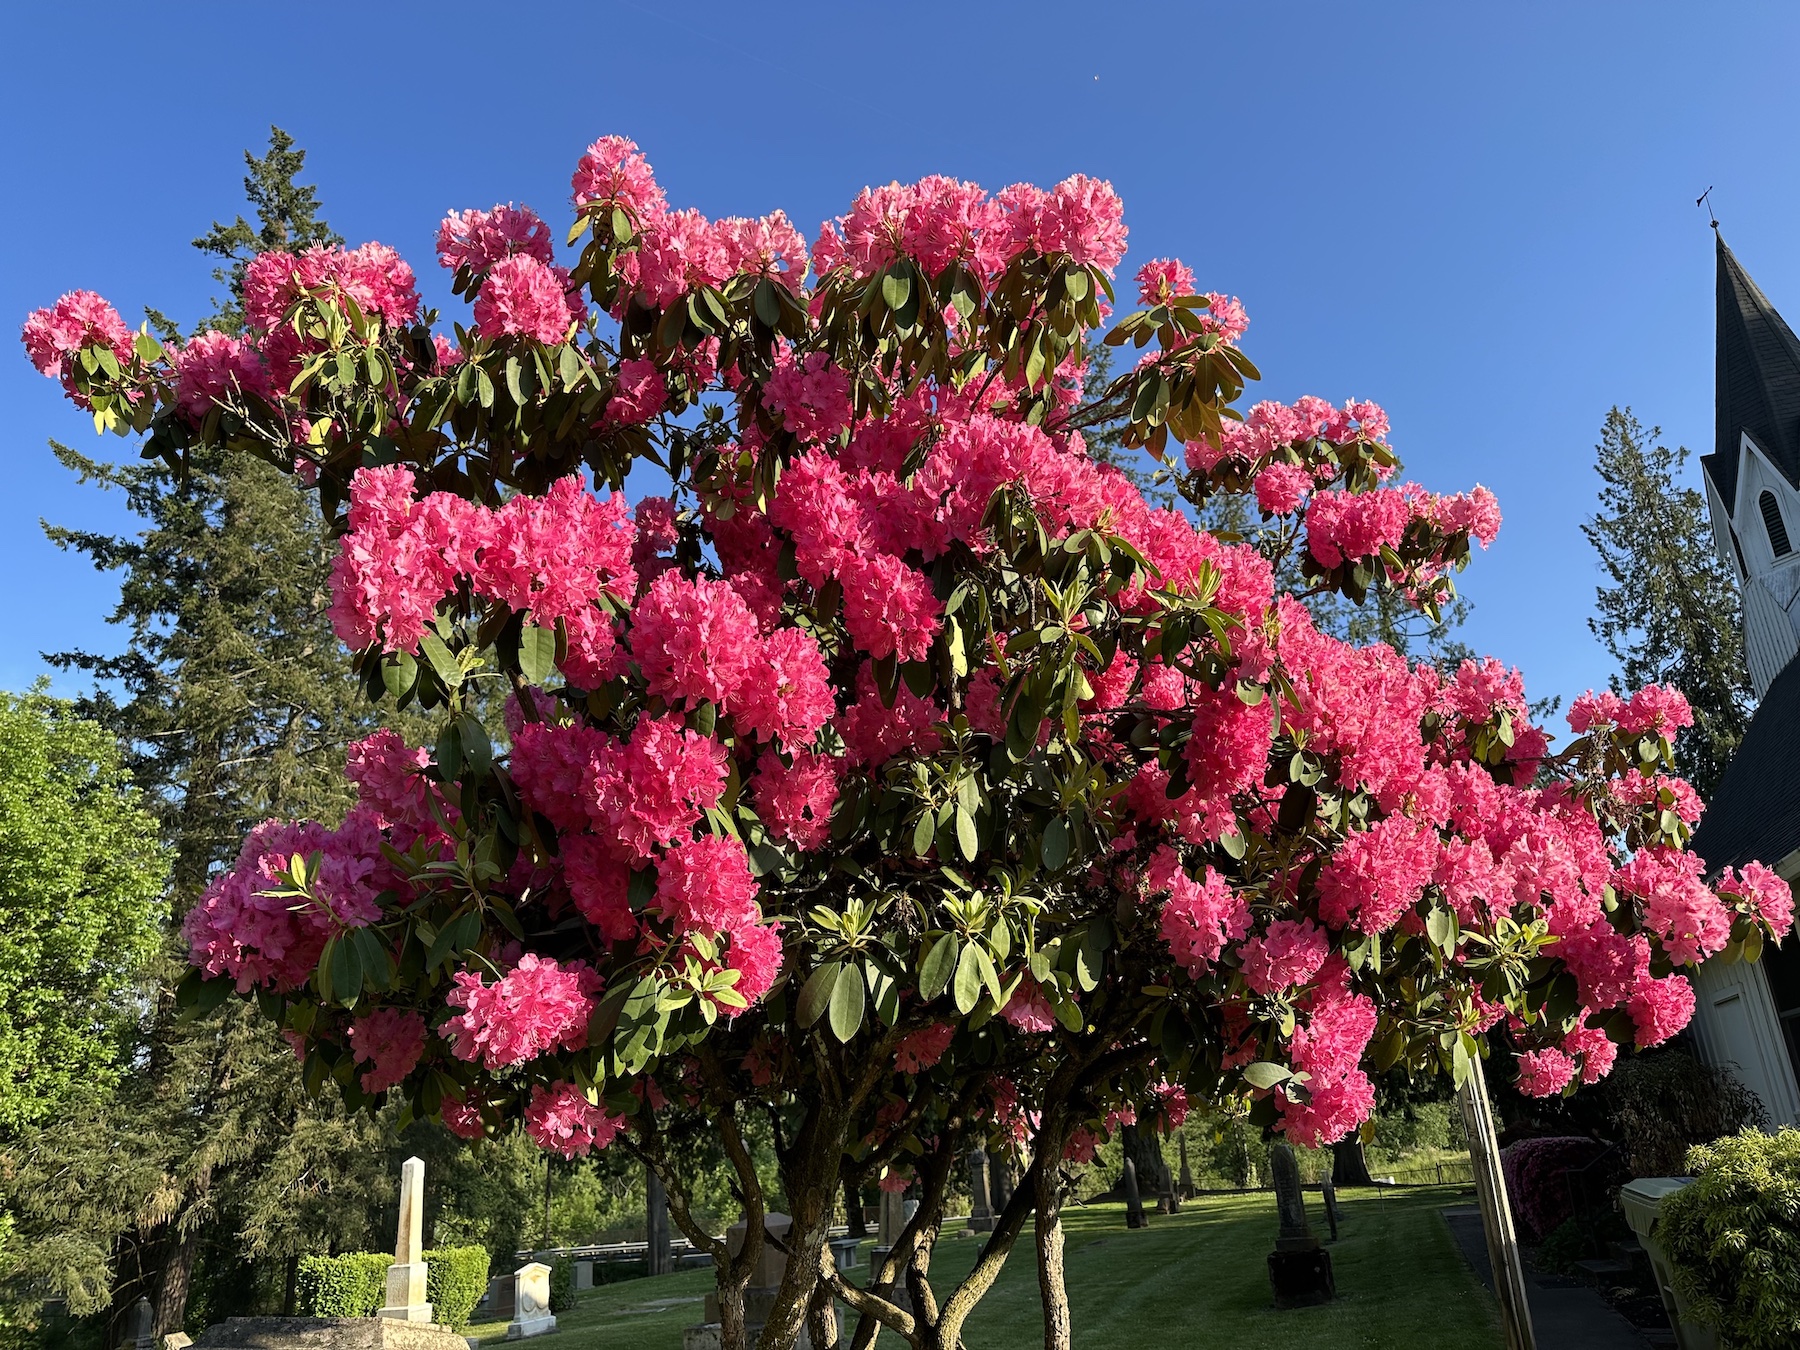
990,1155 -> 1013,1213
1122,1157 -> 1148,1229
646,1165 -> 673,1276
967,1147 -> 995,1233
1178,1135 -> 1195,1199
1320,1177 -> 1341,1242
129,1299 -> 156,1350
1266,1143 -> 1334,1308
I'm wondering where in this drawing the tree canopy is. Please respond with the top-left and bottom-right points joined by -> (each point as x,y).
23,138 -> 1785,1350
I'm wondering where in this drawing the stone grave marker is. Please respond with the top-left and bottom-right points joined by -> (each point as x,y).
378,1158 -> 432,1324
1320,1177 -> 1341,1242
967,1147 -> 994,1233
129,1297 -> 156,1350
482,1276 -> 515,1323
647,1165 -> 673,1276
573,1260 -> 593,1292
1266,1143 -> 1334,1308
505,1264 -> 555,1340
1178,1135 -> 1195,1199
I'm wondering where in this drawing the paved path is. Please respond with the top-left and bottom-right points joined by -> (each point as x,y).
1440,1206 -> 1655,1349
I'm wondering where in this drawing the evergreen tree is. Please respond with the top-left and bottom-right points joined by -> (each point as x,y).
1584,407 -> 1752,799
5,129 -> 394,1346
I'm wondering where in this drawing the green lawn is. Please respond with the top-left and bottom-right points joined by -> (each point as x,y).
465,1185 -> 1502,1349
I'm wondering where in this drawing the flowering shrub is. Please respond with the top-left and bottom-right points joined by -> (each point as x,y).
25,133 -> 1789,1350
1499,1135 -> 1610,1240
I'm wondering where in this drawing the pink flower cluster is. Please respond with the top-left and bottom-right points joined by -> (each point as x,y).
443,954 -> 601,1070
1567,684 -> 1696,738
752,751 -> 840,850
184,808 -> 395,991
1147,849 -> 1251,974
524,1081 -> 626,1158
328,465 -> 635,684
472,254 -> 586,344
348,1007 -> 427,1092
172,331 -> 271,422
894,1023 -> 955,1074
20,291 -> 135,407
811,173 -> 1127,283
630,573 -> 833,746
437,203 -> 554,275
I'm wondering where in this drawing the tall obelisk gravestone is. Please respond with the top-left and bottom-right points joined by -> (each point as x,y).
379,1157 -> 434,1323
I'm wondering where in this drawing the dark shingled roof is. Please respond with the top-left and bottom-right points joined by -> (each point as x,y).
1703,233 -> 1800,511
1693,655 -> 1800,875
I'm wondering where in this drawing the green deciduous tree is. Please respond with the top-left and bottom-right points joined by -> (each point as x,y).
0,689 -> 164,1133
1585,406 -> 1752,798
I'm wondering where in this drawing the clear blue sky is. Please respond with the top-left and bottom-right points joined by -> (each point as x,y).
6,1 -> 1798,716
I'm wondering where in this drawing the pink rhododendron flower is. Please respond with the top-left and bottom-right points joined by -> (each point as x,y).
443,954 -> 601,1069
654,834 -> 760,936
1240,920 -> 1330,996
571,135 -> 668,221
525,1082 -> 626,1158
607,357 -> 667,425
348,1008 -> 427,1093
1149,849 -> 1251,974
1628,973 -> 1697,1046
1516,1048 -> 1578,1098
753,751 -> 840,850
437,203 -> 554,275
1002,977 -> 1057,1032
894,1023 -> 955,1074
172,330 -> 270,422
1136,258 -> 1195,306
473,253 -> 582,344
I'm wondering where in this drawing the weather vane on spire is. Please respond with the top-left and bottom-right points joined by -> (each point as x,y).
1697,186 -> 1718,228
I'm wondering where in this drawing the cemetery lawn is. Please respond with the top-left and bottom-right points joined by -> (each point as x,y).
463,1185 -> 1502,1349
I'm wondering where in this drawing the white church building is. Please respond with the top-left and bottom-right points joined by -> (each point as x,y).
1683,231 -> 1800,1126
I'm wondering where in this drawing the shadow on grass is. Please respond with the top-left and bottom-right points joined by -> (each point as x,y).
463,1186 -> 1502,1350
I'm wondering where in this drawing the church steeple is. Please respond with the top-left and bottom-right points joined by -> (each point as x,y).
1700,235 -> 1800,700
1706,232 -> 1800,511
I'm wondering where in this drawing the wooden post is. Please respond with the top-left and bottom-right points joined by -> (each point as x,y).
1458,1054 -> 1536,1350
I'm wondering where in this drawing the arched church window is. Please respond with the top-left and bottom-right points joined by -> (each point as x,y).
1762,490 -> 1793,558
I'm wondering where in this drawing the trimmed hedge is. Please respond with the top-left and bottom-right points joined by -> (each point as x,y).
425,1245 -> 491,1326
296,1252 -> 393,1318
547,1258 -> 575,1313
1662,1128 -> 1800,1350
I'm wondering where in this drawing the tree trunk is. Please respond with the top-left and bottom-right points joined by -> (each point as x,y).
755,1097 -> 851,1350
1033,1162 -> 1071,1350
1330,1137 -> 1376,1187
283,1254 -> 299,1317
153,1230 -> 199,1339
1118,1122 -> 1168,1200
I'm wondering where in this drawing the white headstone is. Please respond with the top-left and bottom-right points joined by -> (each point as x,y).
378,1156 -> 434,1323
506,1262 -> 557,1340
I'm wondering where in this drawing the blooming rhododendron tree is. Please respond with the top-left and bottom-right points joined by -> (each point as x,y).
26,138 -> 1791,1350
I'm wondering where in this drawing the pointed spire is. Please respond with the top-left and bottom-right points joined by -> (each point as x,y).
1707,234 -> 1800,511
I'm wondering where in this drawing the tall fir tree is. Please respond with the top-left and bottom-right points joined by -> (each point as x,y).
7,129 -> 397,1345
1584,406 -> 1752,799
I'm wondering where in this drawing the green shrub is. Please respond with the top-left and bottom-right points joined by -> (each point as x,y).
547,1258 -> 575,1313
425,1246 -> 491,1327
295,1252 -> 393,1318
1661,1128 -> 1800,1350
